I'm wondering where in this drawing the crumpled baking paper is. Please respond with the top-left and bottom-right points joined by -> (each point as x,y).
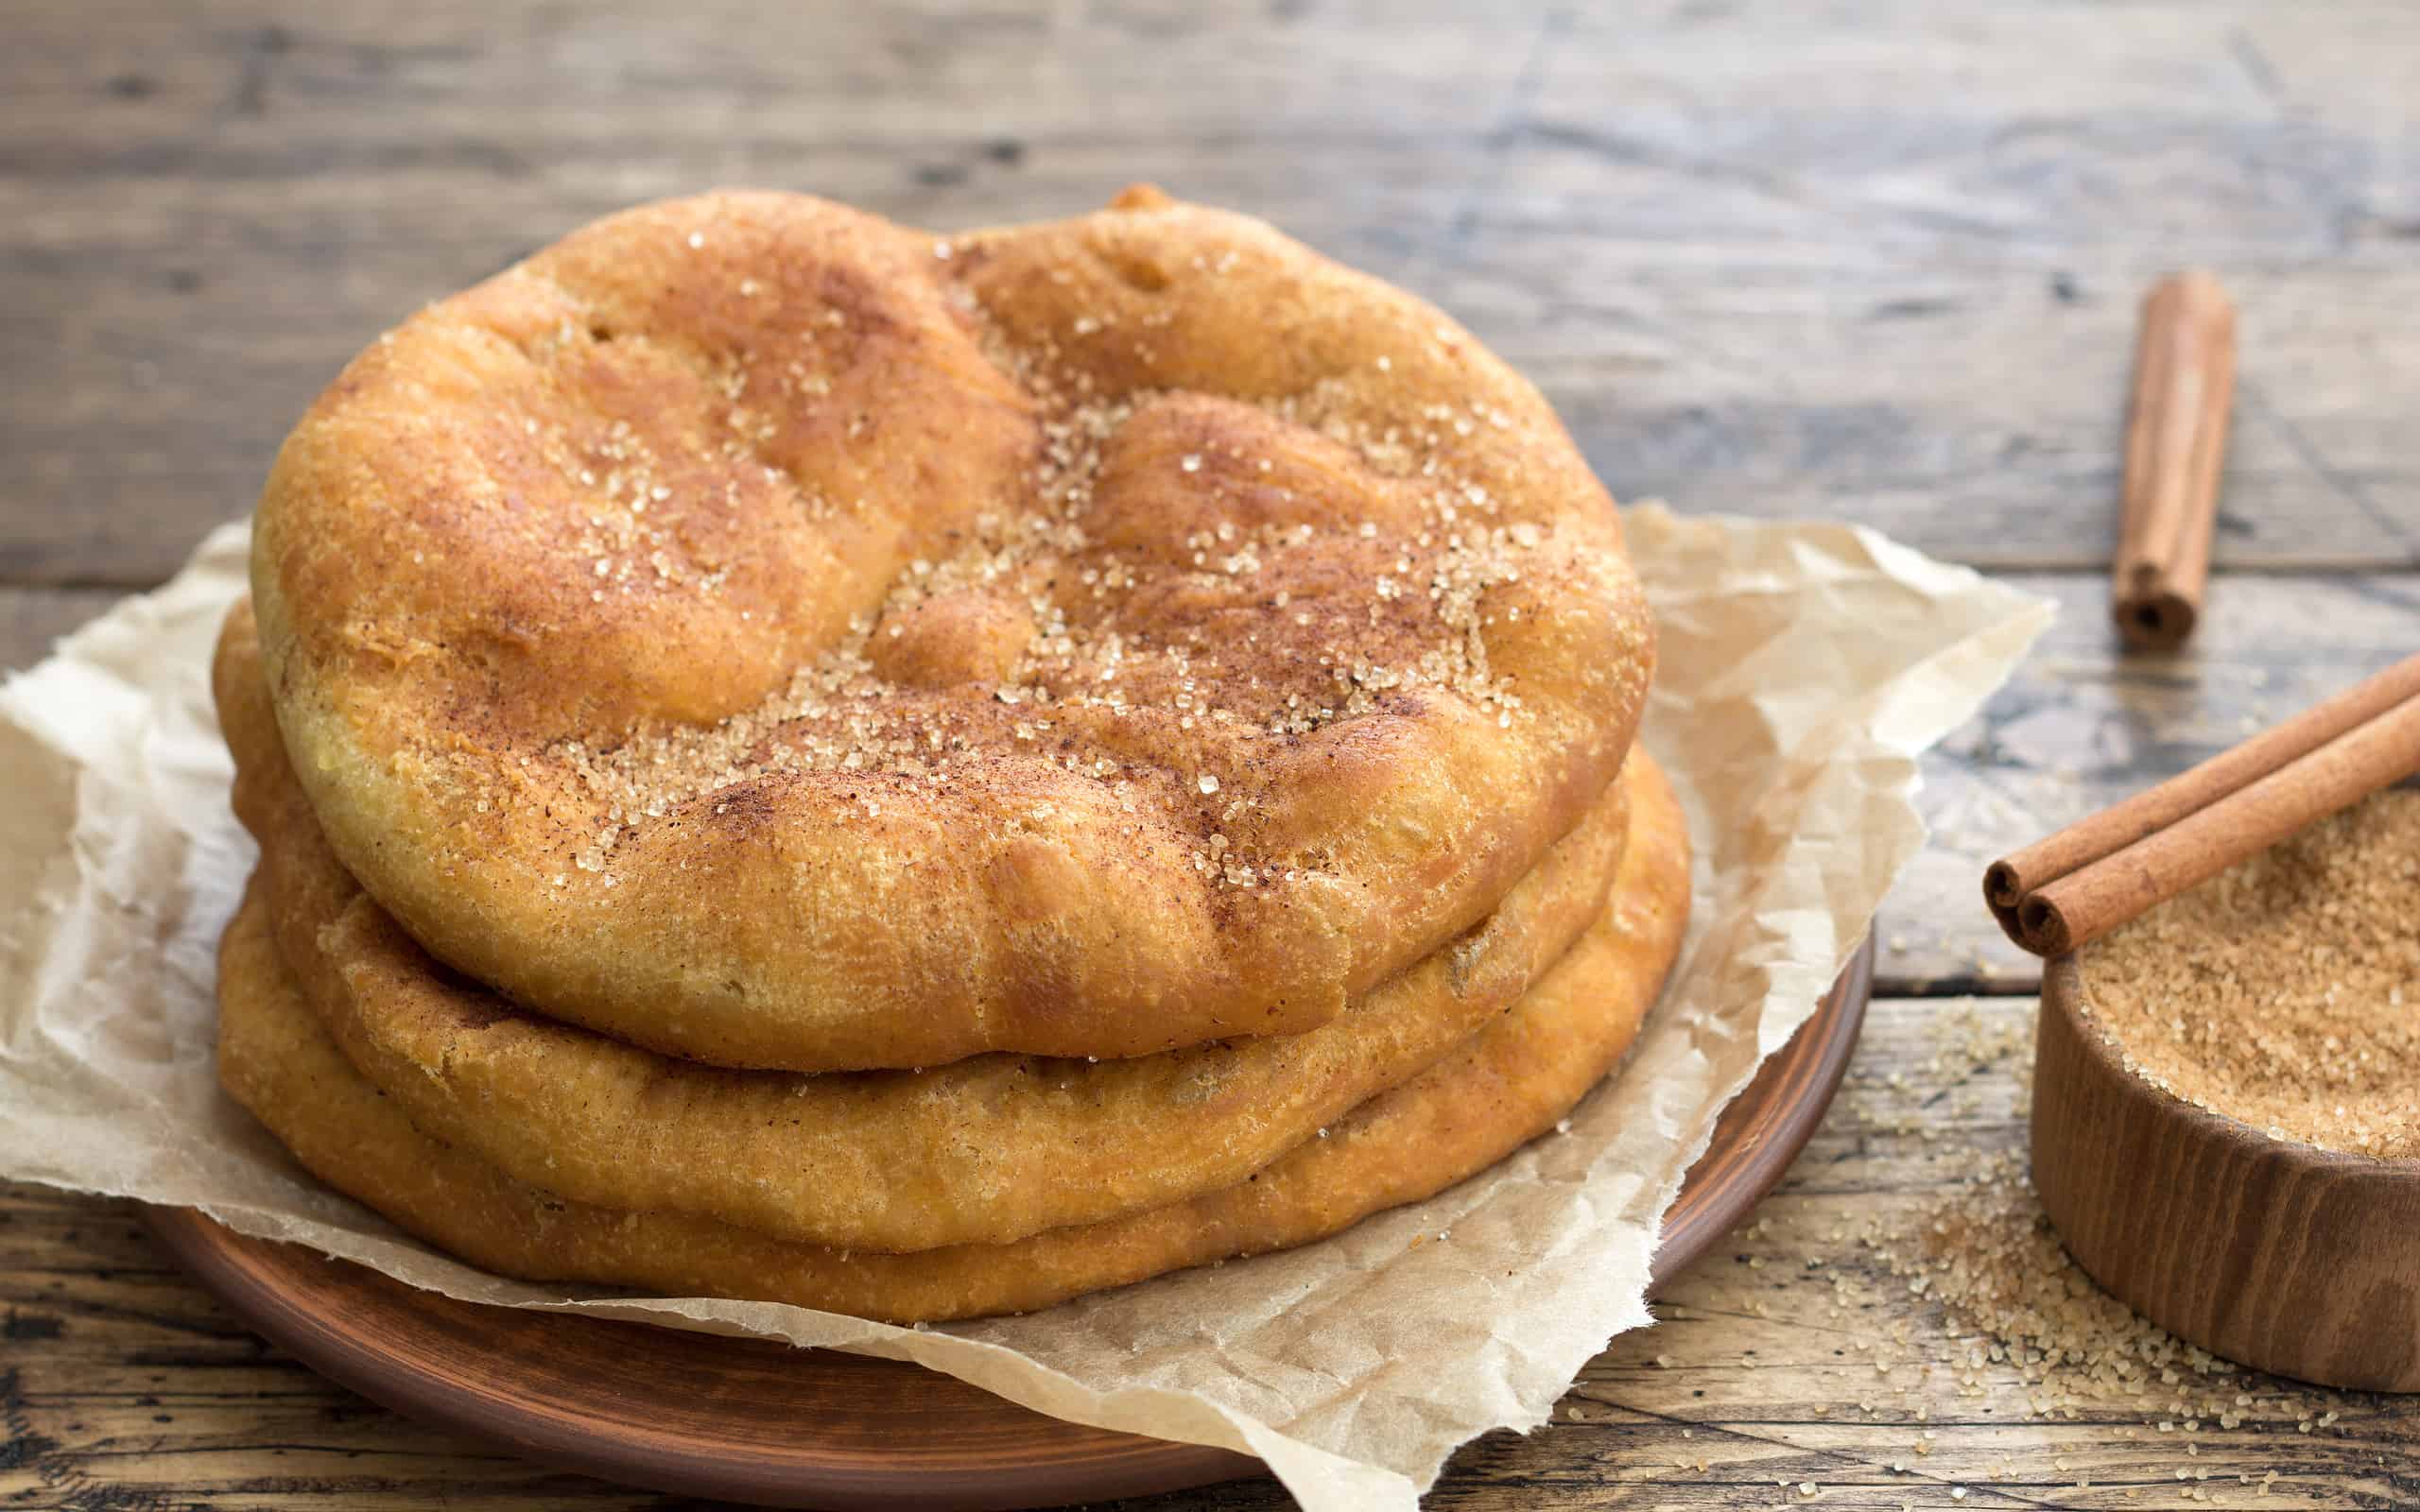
0,504 -> 2048,1508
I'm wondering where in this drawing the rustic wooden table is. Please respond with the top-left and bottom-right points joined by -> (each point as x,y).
5,3 -> 2415,1507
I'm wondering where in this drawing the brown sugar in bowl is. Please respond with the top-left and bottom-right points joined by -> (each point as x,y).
2032,952 -> 2420,1392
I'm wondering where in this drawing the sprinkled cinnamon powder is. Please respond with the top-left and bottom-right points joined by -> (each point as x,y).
2078,789 -> 2420,1159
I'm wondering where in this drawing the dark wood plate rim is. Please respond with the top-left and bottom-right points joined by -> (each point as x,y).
144,934 -> 1874,1511
1649,932 -> 1873,1286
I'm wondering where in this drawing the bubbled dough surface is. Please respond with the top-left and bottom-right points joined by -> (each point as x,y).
251,187 -> 1652,1072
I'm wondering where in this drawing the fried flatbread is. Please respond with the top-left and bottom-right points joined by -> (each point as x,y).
220,600 -> 1636,1251
215,749 -> 1688,1322
249,187 -> 1653,1071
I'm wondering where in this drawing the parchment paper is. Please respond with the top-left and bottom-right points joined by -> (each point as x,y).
0,504 -> 2048,1508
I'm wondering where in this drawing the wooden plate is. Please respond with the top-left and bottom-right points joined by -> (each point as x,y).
145,936 -> 1873,1510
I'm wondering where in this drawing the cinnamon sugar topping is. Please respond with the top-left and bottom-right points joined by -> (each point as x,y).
552,365 -> 1563,882
2080,790 -> 2420,1158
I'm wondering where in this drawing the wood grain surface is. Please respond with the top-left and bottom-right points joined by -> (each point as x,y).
9,2 -> 2420,584
9,996 -> 2417,1509
5,0 -> 2419,1507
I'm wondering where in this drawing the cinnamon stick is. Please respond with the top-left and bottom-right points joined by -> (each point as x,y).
2111,271 -> 2236,651
1985,651 -> 2420,957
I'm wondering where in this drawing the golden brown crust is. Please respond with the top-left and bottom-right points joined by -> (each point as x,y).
219,600 -> 1633,1250
214,751 -> 1690,1323
250,189 -> 1652,1072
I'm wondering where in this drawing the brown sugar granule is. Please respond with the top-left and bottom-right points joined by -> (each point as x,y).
551,367 -> 1547,885
1672,1000 -> 2358,1501
2078,790 -> 2420,1159
1888,1148 -> 2243,1410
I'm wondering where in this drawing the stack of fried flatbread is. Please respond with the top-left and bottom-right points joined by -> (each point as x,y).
216,188 -> 1690,1324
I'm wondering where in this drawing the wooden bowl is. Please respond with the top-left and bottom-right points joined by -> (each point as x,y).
2032,954 -> 2420,1392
